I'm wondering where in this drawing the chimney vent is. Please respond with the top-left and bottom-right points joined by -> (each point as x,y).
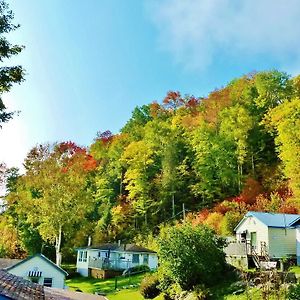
88,236 -> 92,247
118,240 -> 121,247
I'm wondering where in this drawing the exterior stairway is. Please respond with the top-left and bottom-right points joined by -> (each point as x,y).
251,242 -> 274,269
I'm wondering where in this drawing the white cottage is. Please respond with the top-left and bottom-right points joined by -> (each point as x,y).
76,243 -> 158,278
3,253 -> 68,289
225,211 -> 300,268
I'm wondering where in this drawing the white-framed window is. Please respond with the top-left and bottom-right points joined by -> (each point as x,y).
79,251 -> 83,262
43,278 -> 53,287
83,251 -> 88,262
99,251 -> 109,258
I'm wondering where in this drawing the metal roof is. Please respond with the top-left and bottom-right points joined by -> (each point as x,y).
235,211 -> 300,231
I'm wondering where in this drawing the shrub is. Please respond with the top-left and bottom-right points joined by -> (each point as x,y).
123,264 -> 150,275
157,223 -> 226,291
288,283 -> 300,300
131,264 -> 150,273
140,273 -> 160,299
193,284 -> 212,300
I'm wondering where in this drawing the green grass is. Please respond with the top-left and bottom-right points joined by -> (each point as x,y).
107,288 -> 164,300
66,273 -> 145,295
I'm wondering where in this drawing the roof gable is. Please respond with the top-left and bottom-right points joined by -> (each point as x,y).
235,211 -> 300,231
5,254 -> 68,276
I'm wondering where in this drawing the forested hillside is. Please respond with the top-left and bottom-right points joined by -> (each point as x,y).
1,70 -> 300,261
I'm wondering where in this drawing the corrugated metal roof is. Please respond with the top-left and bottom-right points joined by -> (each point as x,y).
237,211 -> 300,229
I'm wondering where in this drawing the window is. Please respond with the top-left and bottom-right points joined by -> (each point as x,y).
79,250 -> 87,262
83,251 -> 87,262
99,251 -> 108,258
143,254 -> 149,265
43,278 -> 53,287
132,254 -> 139,264
79,251 -> 83,262
29,277 -> 39,283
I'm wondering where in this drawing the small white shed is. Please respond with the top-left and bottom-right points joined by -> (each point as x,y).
5,253 -> 68,289
234,211 -> 300,260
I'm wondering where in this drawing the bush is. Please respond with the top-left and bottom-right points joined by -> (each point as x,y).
288,283 -> 300,300
157,223 -> 227,291
192,284 -> 212,300
123,264 -> 150,275
140,273 -> 160,299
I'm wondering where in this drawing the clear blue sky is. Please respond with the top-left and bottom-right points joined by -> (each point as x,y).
1,0 -> 300,169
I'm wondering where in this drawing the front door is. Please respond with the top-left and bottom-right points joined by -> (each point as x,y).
250,232 -> 257,251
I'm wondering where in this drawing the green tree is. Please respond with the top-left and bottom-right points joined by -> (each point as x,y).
0,1 -> 25,126
265,97 -> 300,201
14,143 -> 95,265
219,104 -> 254,190
157,222 -> 226,291
189,122 -> 238,203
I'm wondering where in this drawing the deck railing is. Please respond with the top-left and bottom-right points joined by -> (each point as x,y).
88,258 -> 136,270
224,241 -> 248,256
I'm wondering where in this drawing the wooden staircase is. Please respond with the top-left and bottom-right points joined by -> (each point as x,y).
250,242 -> 271,269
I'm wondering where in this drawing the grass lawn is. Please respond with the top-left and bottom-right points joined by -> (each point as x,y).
66,273 -> 166,300
107,288 -> 164,300
66,273 -> 146,295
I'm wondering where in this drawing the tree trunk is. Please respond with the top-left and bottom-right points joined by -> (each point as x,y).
238,164 -> 241,192
55,225 -> 62,266
172,194 -> 175,218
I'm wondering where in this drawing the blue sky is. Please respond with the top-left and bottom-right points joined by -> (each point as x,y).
1,0 -> 300,169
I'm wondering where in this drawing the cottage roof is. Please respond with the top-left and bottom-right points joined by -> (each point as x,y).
78,243 -> 156,253
0,270 -> 105,300
0,258 -> 22,270
0,270 -> 45,299
235,211 -> 300,231
5,253 -> 68,276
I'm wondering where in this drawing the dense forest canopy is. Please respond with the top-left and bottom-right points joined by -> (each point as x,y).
1,70 -> 300,263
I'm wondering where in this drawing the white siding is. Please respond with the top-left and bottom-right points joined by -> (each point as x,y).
8,256 -> 65,289
268,227 -> 296,258
148,254 -> 158,270
236,215 -> 269,254
76,249 -> 89,277
296,227 -> 300,265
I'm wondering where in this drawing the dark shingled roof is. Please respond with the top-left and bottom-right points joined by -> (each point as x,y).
0,259 -> 22,270
78,243 -> 156,253
0,270 -> 45,300
0,270 -> 105,300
